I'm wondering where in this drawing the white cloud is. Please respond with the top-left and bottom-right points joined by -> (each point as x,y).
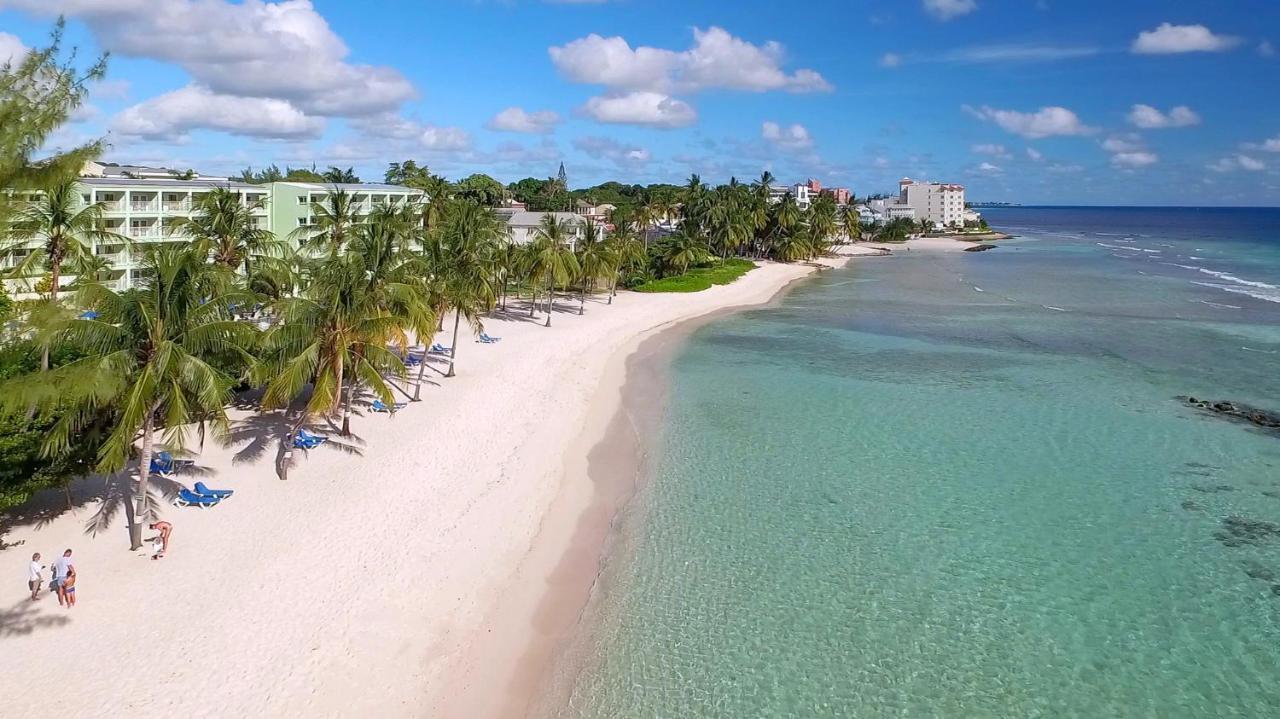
943,43 -> 1098,63
549,26 -> 831,95
879,52 -> 902,68
923,0 -> 977,21
964,105 -> 1094,139
1131,23 -> 1242,55
573,136 -> 651,166
580,91 -> 696,128
762,121 -> 813,151
1209,154 -> 1266,172
111,85 -> 324,140
971,143 -> 1009,158
0,31 -> 28,64
1111,151 -> 1158,168
1261,136 -> 1280,152
487,107 -> 561,134
419,125 -> 471,151
976,161 -> 1002,174
1102,134 -> 1144,153
6,0 -> 416,117
1260,41 -> 1276,58
1026,147 -> 1044,161
1127,104 -> 1201,129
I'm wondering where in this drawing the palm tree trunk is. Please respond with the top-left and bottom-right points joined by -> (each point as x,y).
445,309 -> 461,377
578,283 -> 585,315
608,275 -> 617,305
341,382 -> 354,437
412,339 -> 429,401
544,279 -> 554,327
529,284 -> 537,318
132,406 -> 159,550
41,260 -> 61,372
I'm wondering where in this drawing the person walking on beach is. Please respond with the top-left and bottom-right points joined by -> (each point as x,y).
148,521 -> 172,559
52,549 -> 74,607
28,552 -> 45,601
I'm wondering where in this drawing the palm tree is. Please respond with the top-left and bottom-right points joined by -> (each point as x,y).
842,205 -> 863,243
574,220 -> 615,314
292,187 -> 362,257
258,231 -> 428,445
0,246 -> 256,548
168,186 -> 283,276
2,181 -> 126,301
431,200 -> 502,379
656,230 -> 705,277
607,229 -> 647,302
2,181 -> 127,370
527,215 -> 580,327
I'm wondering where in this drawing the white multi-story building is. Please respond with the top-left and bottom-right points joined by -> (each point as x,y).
898,178 -> 966,228
766,184 -> 813,210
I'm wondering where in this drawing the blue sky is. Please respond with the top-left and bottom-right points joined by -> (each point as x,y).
1,0 -> 1278,204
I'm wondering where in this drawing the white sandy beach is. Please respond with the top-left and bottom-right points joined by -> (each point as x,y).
0,241 -> 961,717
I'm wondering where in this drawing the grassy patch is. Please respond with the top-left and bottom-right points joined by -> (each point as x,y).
633,258 -> 757,293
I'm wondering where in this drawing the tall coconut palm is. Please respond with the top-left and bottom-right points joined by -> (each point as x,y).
0,246 -> 257,548
656,230 -> 705,277
527,215 -> 580,327
842,205 -> 863,243
607,229 -> 647,303
2,180 -> 126,301
431,200 -> 502,379
574,220 -> 615,315
168,186 -> 283,277
3,181 -> 127,370
257,236 -> 426,447
292,187 -> 362,257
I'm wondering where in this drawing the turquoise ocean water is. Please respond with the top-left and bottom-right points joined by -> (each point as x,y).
553,207 -> 1280,717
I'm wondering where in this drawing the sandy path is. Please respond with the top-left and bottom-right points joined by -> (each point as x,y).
0,252 -> 883,717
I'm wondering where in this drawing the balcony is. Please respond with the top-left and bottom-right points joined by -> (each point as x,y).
126,226 -> 162,239
130,201 -> 159,212
100,200 -> 125,212
162,200 -> 191,212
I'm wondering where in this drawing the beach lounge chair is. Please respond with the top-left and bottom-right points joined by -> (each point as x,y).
149,451 -> 193,477
403,353 -> 423,367
79,310 -> 99,319
293,429 -> 328,449
430,343 -> 451,354
174,488 -> 221,508
478,332 -> 501,344
371,399 -> 406,413
194,481 -> 233,499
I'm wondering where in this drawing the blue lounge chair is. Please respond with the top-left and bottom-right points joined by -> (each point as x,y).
150,451 -> 193,477
430,343 -> 450,354
478,332 -> 501,344
174,488 -> 220,508
371,399 -> 406,413
293,428 -> 328,449
194,481 -> 233,499
79,310 -> 99,320
403,353 -> 423,367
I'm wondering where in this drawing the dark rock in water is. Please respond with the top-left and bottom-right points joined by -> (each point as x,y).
964,243 -> 996,253
1242,559 -> 1276,582
1215,516 -> 1280,547
1191,484 -> 1235,493
1181,499 -> 1205,512
1263,490 -> 1280,500
1180,397 -> 1280,434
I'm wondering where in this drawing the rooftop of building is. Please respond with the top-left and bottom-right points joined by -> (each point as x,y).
499,210 -> 586,227
273,182 -> 423,193
79,177 -> 258,190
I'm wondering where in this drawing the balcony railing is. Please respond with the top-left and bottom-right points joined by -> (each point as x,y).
127,227 -> 161,239
130,201 -> 159,212
162,201 -> 191,212
101,200 -> 125,211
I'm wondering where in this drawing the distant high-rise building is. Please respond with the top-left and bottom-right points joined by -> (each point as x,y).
898,177 -> 966,227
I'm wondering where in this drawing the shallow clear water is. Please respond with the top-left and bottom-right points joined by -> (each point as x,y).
554,208 -> 1280,717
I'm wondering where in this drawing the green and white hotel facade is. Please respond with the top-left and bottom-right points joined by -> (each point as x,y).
3,177 -> 424,296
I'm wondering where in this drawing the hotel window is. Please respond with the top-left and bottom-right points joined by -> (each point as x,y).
298,196 -> 308,205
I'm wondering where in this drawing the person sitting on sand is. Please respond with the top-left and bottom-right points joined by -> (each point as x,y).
28,552 -> 45,601
62,566 -> 76,608
148,521 -> 172,559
